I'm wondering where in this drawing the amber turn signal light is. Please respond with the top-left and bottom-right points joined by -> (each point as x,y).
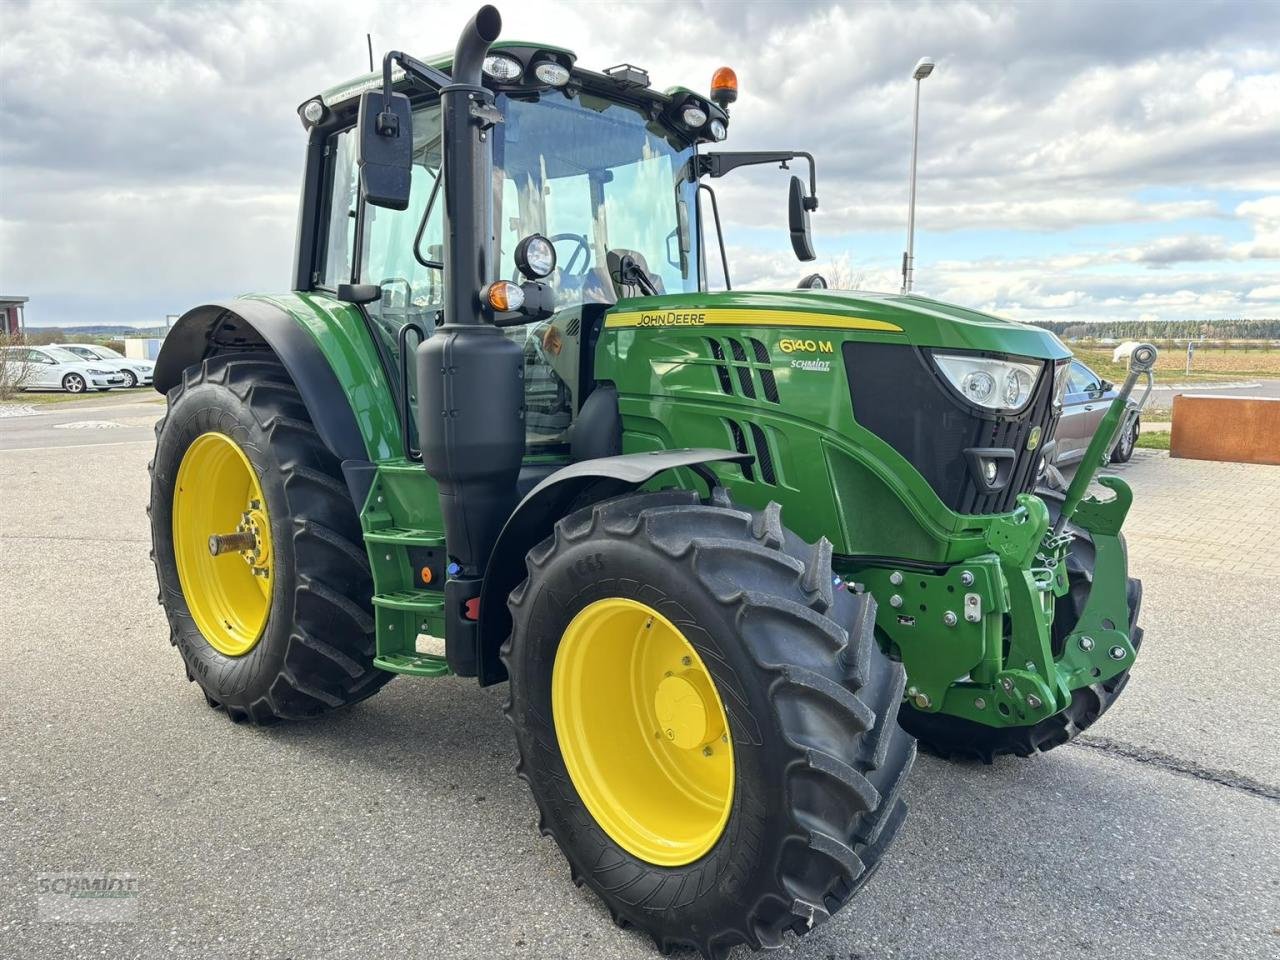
483,280 -> 525,313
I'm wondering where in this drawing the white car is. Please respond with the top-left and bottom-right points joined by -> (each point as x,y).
0,345 -> 127,393
56,342 -> 155,388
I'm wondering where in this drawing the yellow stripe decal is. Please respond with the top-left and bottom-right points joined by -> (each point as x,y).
603,309 -> 903,333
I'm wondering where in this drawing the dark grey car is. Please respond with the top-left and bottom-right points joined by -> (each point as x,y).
1053,359 -> 1139,465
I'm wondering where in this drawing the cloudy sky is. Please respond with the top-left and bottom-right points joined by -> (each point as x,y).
1,0 -> 1278,328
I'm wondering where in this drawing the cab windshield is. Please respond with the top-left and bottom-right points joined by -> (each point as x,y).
494,92 -> 700,307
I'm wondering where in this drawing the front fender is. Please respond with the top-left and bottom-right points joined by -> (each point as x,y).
475,448 -> 752,685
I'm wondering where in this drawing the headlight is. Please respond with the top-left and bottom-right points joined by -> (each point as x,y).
87,367 -> 113,375
932,353 -> 1041,412
482,54 -> 523,82
709,118 -> 727,141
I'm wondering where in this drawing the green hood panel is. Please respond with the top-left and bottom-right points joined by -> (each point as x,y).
605,289 -> 1071,361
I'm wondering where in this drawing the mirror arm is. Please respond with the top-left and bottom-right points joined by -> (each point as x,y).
698,150 -> 819,209
381,50 -> 451,103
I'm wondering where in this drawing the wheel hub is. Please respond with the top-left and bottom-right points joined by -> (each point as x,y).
654,670 -> 723,750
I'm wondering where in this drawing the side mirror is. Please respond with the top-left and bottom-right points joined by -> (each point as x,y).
1099,379 -> 1114,392
357,90 -> 413,210
788,175 -> 816,262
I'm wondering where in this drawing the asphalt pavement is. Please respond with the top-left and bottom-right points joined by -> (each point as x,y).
1,396 -> 1276,960
1146,376 -> 1280,409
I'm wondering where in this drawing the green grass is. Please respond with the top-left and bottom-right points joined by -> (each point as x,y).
1136,431 -> 1171,451
1070,344 -> 1280,386
6,390 -> 123,405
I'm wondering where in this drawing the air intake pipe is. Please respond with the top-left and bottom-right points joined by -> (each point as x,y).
417,5 -> 523,673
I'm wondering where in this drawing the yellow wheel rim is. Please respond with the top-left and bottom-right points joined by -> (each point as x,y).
172,432 -> 273,657
552,598 -> 734,866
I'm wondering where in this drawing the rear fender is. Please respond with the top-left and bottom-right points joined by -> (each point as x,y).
474,448 -> 752,685
154,295 -> 400,508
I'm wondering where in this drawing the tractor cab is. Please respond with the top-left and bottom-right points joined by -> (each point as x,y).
305,42 -> 813,464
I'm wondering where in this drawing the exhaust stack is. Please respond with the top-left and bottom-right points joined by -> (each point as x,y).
417,5 -> 524,675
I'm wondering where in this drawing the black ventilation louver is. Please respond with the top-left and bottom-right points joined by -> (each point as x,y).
722,417 -> 777,485
705,337 -> 781,404
724,417 -> 754,481
749,337 -> 780,403
706,338 -> 734,394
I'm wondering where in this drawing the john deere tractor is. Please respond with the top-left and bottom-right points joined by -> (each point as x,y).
149,6 -> 1154,956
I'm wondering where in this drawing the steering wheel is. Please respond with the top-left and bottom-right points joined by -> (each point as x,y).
548,233 -> 591,277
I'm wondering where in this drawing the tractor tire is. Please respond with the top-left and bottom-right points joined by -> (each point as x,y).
148,353 -> 391,723
898,491 -> 1143,762
503,489 -> 915,958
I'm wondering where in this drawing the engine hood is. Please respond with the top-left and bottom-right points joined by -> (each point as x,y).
605,289 -> 1072,361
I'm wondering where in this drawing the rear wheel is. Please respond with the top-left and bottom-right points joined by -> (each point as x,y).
62,373 -> 86,394
504,490 -> 915,957
149,353 -> 391,722
122,370 -> 138,388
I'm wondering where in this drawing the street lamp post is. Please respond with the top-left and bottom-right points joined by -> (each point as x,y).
902,56 -> 935,295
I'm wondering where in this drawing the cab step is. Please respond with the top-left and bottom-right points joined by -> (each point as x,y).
372,590 -> 445,613
373,652 -> 451,677
363,527 -> 446,547
371,592 -> 450,677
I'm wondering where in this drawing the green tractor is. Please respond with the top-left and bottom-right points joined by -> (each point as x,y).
148,6 -> 1155,956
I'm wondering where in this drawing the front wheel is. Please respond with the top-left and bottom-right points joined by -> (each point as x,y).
122,370 -> 138,389
504,490 -> 915,957
62,373 -> 86,394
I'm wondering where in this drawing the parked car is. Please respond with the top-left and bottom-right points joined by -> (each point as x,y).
0,345 -> 127,393
56,343 -> 155,388
1053,358 -> 1139,466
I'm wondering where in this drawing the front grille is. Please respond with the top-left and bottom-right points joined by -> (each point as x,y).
843,342 -> 1062,515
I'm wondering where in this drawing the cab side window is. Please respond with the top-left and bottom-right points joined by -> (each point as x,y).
318,101 -> 446,351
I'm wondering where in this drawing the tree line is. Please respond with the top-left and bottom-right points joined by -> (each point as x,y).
1031,318 -> 1280,340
